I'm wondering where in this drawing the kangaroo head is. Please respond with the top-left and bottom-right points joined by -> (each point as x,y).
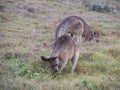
41,56 -> 59,72
93,31 -> 99,42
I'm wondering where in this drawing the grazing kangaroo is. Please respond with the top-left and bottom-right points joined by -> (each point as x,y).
55,16 -> 99,43
54,16 -> 99,71
41,35 -> 78,74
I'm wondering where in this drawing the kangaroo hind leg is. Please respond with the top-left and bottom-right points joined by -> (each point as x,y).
71,48 -> 80,73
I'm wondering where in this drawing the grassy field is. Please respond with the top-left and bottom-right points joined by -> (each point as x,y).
0,0 -> 120,90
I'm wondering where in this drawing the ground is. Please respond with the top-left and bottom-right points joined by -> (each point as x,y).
0,0 -> 120,90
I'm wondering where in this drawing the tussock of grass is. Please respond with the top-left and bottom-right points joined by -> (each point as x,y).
76,62 -> 94,74
106,47 -> 120,58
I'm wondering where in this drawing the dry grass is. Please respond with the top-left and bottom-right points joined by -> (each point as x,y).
0,0 -> 120,90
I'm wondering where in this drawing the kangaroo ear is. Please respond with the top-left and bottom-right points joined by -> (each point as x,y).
50,57 -> 57,61
41,56 -> 49,62
93,31 -> 99,36
93,31 -> 96,36
41,56 -> 57,62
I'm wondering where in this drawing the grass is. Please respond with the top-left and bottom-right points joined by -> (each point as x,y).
0,0 -> 120,90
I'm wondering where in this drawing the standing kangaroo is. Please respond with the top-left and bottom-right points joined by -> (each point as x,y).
41,35 -> 77,73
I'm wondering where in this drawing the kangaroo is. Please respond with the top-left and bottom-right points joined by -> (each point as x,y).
55,16 -> 99,43
54,16 -> 99,71
41,35 -> 78,74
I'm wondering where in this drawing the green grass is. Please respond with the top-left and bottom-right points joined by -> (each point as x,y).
0,0 -> 120,90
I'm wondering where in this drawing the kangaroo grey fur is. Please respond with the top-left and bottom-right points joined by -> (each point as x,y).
41,35 -> 78,73
55,16 -> 99,42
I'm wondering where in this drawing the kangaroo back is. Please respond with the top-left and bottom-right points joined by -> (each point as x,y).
55,16 -> 93,41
